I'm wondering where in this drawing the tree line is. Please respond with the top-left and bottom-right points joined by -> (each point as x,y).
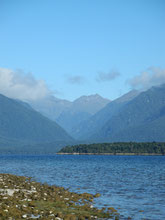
58,142 -> 165,155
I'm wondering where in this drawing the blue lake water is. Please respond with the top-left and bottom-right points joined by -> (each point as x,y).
0,154 -> 165,219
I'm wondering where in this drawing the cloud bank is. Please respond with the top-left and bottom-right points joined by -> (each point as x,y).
0,67 -> 52,101
66,75 -> 86,85
128,67 -> 165,90
96,70 -> 120,82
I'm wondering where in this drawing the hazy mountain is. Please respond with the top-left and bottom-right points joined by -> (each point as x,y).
0,94 -> 73,152
29,96 -> 72,121
71,90 -> 139,139
70,94 -> 110,115
56,94 -> 110,133
28,94 -> 110,134
90,84 -> 165,142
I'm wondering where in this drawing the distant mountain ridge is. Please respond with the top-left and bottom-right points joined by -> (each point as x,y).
71,94 -> 110,114
1,83 -> 164,153
29,96 -> 72,121
28,94 -> 110,134
56,94 -> 110,133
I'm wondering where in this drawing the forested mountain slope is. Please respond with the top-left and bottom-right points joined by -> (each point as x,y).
90,84 -> 165,142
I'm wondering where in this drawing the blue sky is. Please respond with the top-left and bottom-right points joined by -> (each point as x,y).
0,0 -> 165,101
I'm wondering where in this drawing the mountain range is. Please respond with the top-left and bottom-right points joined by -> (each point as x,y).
29,94 -> 110,133
26,84 -> 165,143
70,90 -> 139,139
56,94 -> 110,133
0,83 -> 165,153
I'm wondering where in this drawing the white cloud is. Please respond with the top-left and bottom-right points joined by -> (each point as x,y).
0,67 -> 52,101
128,67 -> 165,90
96,70 -> 120,82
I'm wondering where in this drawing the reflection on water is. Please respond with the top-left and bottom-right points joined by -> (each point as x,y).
0,155 -> 165,219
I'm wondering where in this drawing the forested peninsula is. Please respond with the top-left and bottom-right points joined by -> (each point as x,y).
58,142 -> 165,155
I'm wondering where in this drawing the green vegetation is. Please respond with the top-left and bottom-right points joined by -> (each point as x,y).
0,174 -> 119,219
58,142 -> 165,155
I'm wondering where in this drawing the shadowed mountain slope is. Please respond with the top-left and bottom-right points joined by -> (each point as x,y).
0,94 -> 73,147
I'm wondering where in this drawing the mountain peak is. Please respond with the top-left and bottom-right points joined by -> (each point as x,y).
74,94 -> 110,103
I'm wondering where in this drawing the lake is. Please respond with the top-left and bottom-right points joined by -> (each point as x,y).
0,154 -> 164,219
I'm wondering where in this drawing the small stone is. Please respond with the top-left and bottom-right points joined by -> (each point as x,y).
22,214 -> 28,218
49,214 -> 55,216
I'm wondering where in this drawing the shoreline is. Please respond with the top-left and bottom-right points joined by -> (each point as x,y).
0,173 -> 119,219
57,152 -> 164,156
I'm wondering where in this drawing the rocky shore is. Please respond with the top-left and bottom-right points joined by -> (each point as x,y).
0,174 -> 119,220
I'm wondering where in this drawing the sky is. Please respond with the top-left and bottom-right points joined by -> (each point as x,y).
0,0 -> 165,101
